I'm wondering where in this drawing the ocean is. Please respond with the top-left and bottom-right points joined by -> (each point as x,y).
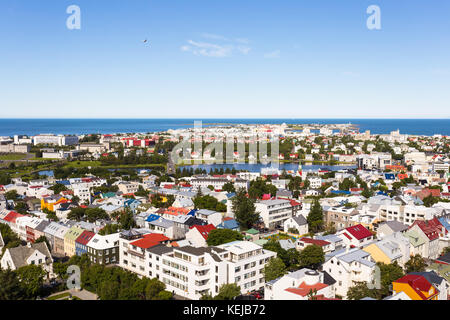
0,118 -> 449,136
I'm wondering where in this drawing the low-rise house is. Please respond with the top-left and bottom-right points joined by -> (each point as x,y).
392,273 -> 442,300
75,230 -> 95,256
314,234 -> 344,252
323,248 -> 377,298
376,220 -> 409,239
86,233 -> 120,265
64,225 -> 85,257
283,215 -> 308,235
144,214 -> 178,239
265,268 -> 336,300
0,242 -> 53,278
408,218 -> 444,259
195,209 -> 222,227
185,224 -> 216,247
403,229 -> 427,257
338,224 -> 374,248
296,237 -> 333,253
217,218 -> 240,231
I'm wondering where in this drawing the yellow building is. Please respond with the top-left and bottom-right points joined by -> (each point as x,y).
392,274 -> 439,300
64,226 -> 84,257
41,195 -> 68,212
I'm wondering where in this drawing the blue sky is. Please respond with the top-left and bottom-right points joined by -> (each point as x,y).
1,0 -> 449,118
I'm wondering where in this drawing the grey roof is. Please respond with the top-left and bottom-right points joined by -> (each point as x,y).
276,189 -> 293,197
409,271 -> 446,287
336,248 -> 376,267
380,220 -> 409,233
279,239 -> 296,251
147,244 -> 174,255
7,242 -> 52,268
292,215 -> 307,226
315,234 -> 343,244
148,218 -> 174,229
34,220 -> 50,233
196,209 -> 219,216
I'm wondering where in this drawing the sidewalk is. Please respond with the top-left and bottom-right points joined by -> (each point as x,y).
47,288 -> 98,300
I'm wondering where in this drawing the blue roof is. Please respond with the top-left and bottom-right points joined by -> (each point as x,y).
331,190 -> 351,195
438,217 -> 450,232
57,180 -> 71,186
377,191 -> 388,196
384,173 -> 395,180
146,214 -> 161,222
226,192 -> 236,198
218,219 -> 239,230
187,209 -> 197,216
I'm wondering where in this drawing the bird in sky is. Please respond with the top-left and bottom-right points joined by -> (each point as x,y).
142,39 -> 148,44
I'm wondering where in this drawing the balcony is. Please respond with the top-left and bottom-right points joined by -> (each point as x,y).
127,249 -> 145,259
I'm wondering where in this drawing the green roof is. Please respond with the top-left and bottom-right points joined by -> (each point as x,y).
403,230 -> 426,247
245,228 -> 259,235
64,226 -> 84,241
254,239 -> 268,246
427,263 -> 450,282
103,192 -> 116,198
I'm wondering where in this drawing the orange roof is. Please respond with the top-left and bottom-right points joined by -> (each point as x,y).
130,233 -> 169,249
164,206 -> 190,216
285,281 -> 328,297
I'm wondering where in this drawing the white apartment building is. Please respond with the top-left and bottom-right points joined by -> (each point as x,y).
33,134 -> 79,146
119,236 -> 276,300
73,186 -> 91,204
255,199 -> 293,230
322,248 -> 376,298
308,176 -> 322,189
116,181 -> 140,194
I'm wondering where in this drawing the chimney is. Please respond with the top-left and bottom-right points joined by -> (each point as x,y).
27,242 -> 32,248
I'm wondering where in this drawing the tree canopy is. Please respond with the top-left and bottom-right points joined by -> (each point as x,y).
206,229 -> 243,246
231,188 -> 260,229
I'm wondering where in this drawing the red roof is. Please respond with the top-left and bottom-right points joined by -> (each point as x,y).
130,233 -> 170,249
262,194 -> 271,200
298,237 -> 330,247
344,224 -> 372,240
394,274 -> 437,300
75,230 -> 95,245
3,211 -> 25,223
190,224 -> 216,240
411,218 -> 445,241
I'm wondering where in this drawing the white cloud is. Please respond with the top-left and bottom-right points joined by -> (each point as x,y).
181,40 -> 233,57
264,50 -> 280,59
181,35 -> 251,58
201,33 -> 229,41
237,46 -> 251,55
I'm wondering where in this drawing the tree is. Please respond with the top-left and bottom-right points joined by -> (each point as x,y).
206,229 -> 244,246
48,183 -> 68,194
232,188 -> 260,229
16,264 -> 46,299
5,190 -> 19,200
35,236 -> 50,249
0,223 -> 22,251
307,199 -> 324,233
85,208 -> 109,222
346,282 -> 378,300
423,194 -> 439,208
222,182 -> 236,193
405,254 -> 427,273
14,201 -> 29,214
68,207 -> 86,221
99,224 -> 120,235
263,257 -> 287,282
0,269 -> 25,300
118,209 -> 136,230
377,262 -> 404,297
214,283 -> 241,300
298,245 -> 324,269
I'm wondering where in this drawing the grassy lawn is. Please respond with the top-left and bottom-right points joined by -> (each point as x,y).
47,292 -> 71,300
0,153 -> 26,160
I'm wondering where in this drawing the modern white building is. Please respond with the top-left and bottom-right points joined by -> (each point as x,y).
255,199 -> 293,230
33,134 -> 79,146
322,248 -> 376,298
